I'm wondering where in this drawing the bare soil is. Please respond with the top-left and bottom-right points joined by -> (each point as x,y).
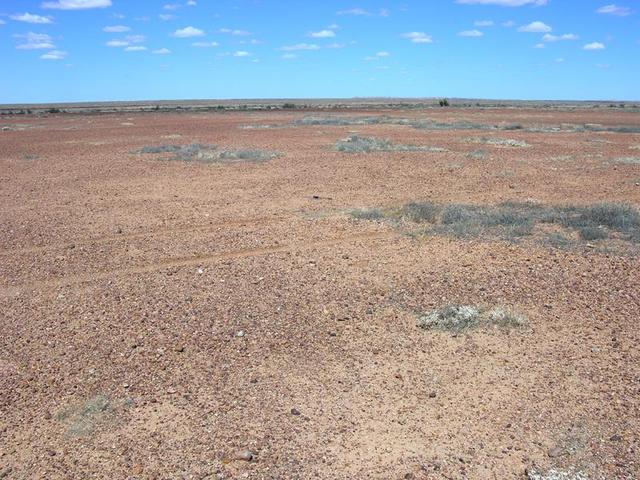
1,108 -> 639,479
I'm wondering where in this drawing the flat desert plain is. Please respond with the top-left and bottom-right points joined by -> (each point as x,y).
1,107 -> 639,479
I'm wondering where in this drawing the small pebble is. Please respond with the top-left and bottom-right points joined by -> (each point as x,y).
291,408 -> 301,416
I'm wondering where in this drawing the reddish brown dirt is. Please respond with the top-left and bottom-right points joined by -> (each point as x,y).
1,108 -> 639,479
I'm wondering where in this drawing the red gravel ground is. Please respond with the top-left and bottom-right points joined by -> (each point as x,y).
1,108 -> 639,479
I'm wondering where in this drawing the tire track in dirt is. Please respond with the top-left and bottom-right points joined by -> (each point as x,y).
0,230 -> 394,297
0,215 -> 289,256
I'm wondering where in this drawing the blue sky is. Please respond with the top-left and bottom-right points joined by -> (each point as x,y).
1,0 -> 638,103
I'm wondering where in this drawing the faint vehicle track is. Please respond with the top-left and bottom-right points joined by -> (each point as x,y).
0,230 -> 394,296
0,215 -> 288,256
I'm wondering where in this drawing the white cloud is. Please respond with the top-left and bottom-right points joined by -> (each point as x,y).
240,39 -> 262,45
309,29 -> 336,38
456,0 -> 547,5
10,13 -> 53,24
42,0 -> 111,9
103,25 -> 130,32
163,3 -> 180,10
542,33 -> 578,42
534,43 -> 545,48
233,50 -> 250,57
14,32 -> 55,49
126,34 -> 145,43
152,47 -> 171,54
187,0 -> 197,5
402,32 -> 433,43
474,20 -> 494,26
159,14 -> 176,20
125,45 -> 147,51
518,21 -> 552,32
458,29 -> 484,37
219,28 -> 250,36
192,41 -> 219,47
596,4 -> 632,16
326,42 -> 346,49
583,42 -> 605,50
280,43 -> 320,51
40,49 -> 67,59
172,26 -> 204,37
106,39 -> 129,47
282,53 -> 297,59
376,51 -> 390,57
337,8 -> 371,15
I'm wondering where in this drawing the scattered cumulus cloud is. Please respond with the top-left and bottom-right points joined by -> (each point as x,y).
152,48 -> 171,54
280,43 -> 320,51
326,42 -> 346,49
583,42 -> 605,50
376,51 -> 390,57
518,21 -> 551,32
309,29 -> 336,38
10,13 -> 53,24
337,8 -> 371,15
187,0 -> 197,5
542,33 -> 578,42
534,43 -> 545,48
40,49 -> 67,59
219,28 -> 250,36
106,39 -> 129,47
172,26 -> 204,37
125,45 -> 147,51
458,29 -> 484,37
159,14 -> 176,20
14,32 -> 55,49
456,0 -> 547,6
163,3 -> 181,10
596,4 -> 632,16
233,50 -> 250,57
402,32 -> 433,43
126,34 -> 145,43
281,53 -> 297,59
103,25 -> 130,32
192,41 -> 219,47
474,20 -> 494,26
42,0 -> 112,9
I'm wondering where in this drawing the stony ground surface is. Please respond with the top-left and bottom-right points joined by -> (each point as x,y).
1,108 -> 639,479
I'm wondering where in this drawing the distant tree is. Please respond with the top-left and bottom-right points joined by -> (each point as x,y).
439,98 -> 450,107
282,103 -> 296,109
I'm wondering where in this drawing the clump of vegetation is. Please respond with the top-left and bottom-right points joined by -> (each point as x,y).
466,149 -> 488,160
335,135 -> 447,153
135,144 -> 279,163
401,202 -> 440,223
216,149 -> 280,162
438,98 -> 450,107
615,156 -> 640,165
466,137 -> 530,148
57,394 -> 112,436
349,200 -> 640,248
349,208 -> 385,220
417,305 -> 526,332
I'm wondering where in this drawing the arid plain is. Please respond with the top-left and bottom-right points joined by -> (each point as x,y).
1,106 -> 639,479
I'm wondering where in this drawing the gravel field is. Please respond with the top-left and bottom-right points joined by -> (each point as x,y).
1,107 -> 639,479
